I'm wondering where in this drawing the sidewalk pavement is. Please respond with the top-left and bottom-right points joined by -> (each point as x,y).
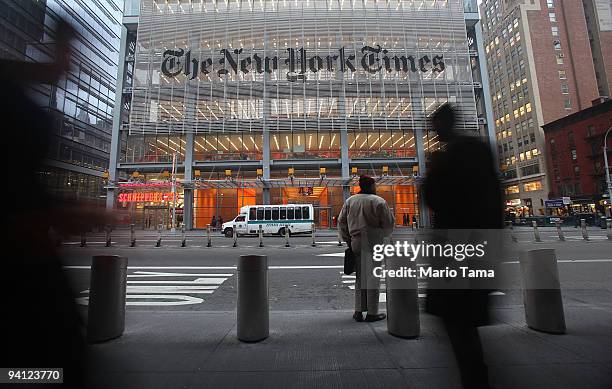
86,302 -> 612,389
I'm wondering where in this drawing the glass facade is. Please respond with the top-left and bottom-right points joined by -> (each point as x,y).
0,0 -> 122,204
113,0 -> 482,229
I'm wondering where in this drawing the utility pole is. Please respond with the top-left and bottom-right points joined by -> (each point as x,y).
604,127 -> 612,218
171,152 -> 177,232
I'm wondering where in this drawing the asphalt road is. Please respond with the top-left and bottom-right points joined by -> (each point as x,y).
61,233 -> 612,313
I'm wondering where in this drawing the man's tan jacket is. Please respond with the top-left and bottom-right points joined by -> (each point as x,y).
338,193 -> 395,254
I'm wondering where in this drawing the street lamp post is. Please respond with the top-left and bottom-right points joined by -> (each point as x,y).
604,127 -> 612,217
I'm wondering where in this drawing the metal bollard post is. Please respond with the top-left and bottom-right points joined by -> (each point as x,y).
581,219 -> 589,241
258,224 -> 264,247
555,221 -> 565,241
80,231 -> 87,247
532,220 -> 541,242
386,256 -> 420,338
607,220 -> 612,240
105,225 -> 111,247
518,249 -> 566,334
233,227 -> 238,247
311,223 -> 316,247
237,255 -> 269,342
87,255 -> 128,343
337,228 -> 343,247
130,224 -> 136,247
181,224 -> 186,247
510,223 -> 518,243
156,224 -> 162,247
284,224 -> 290,247
206,224 -> 212,247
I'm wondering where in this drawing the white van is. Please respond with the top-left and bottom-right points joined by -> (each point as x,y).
221,204 -> 314,237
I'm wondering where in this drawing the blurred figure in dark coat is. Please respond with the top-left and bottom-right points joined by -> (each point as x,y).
0,18 -> 107,388
423,103 -> 504,389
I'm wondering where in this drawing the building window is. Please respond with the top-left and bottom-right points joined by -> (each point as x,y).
558,70 -> 567,79
549,12 -> 556,22
523,181 -> 542,192
547,0 -> 554,8
551,26 -> 559,36
574,165 -> 580,176
564,99 -> 571,109
561,83 -> 569,94
571,149 -> 577,160
554,41 -> 561,50
556,53 -> 564,64
506,185 -> 520,195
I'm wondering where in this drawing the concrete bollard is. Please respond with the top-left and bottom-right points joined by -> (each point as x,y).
532,220 -> 541,242
386,257 -> 420,338
237,255 -> 269,342
555,221 -> 565,241
181,224 -> 186,247
156,224 -> 162,247
608,220 -> 612,240
581,219 -> 589,241
80,231 -> 87,247
206,224 -> 212,247
105,225 -> 112,247
284,224 -> 290,247
518,249 -> 566,334
130,223 -> 136,247
233,226 -> 238,247
311,223 -> 316,247
258,224 -> 264,248
87,255 -> 128,343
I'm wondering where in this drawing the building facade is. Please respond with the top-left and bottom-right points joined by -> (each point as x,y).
583,0 -> 612,99
480,0 -> 602,218
0,0 -> 123,205
542,98 -> 612,218
107,0 -> 493,230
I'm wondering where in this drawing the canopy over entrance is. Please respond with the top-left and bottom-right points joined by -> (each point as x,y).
189,175 -> 419,189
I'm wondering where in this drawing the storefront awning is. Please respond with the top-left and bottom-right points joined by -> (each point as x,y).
190,175 -> 419,189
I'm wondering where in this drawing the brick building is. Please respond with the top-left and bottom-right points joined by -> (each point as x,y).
542,98 -> 612,218
480,0 -> 609,217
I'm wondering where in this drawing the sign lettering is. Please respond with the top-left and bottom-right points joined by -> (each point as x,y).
161,45 -> 445,82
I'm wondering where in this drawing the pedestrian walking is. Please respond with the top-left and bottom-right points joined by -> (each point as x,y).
423,103 -> 503,389
211,215 -> 217,230
338,175 -> 395,323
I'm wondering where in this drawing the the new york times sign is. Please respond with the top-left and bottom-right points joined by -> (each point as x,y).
161,45 -> 445,82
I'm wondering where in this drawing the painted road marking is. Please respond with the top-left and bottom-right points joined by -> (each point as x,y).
128,271 -> 234,278
76,270 -> 233,307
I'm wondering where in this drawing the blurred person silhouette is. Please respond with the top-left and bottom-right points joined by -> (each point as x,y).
0,17 -> 108,388
423,104 -> 503,389
338,175 -> 395,322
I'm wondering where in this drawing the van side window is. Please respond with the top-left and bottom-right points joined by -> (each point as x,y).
287,206 -> 295,220
272,207 -> 279,220
249,208 -> 257,220
264,207 -> 271,220
280,207 -> 287,220
236,215 -> 245,222
302,206 -> 310,220
256,207 -> 264,220
295,206 -> 302,220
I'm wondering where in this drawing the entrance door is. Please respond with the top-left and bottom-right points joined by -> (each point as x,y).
315,206 -> 332,229
143,206 -> 170,230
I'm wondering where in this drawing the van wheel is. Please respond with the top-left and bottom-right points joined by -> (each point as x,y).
278,227 -> 287,237
224,228 -> 233,238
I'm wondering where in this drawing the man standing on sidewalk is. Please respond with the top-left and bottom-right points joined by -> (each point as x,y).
338,175 -> 395,322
